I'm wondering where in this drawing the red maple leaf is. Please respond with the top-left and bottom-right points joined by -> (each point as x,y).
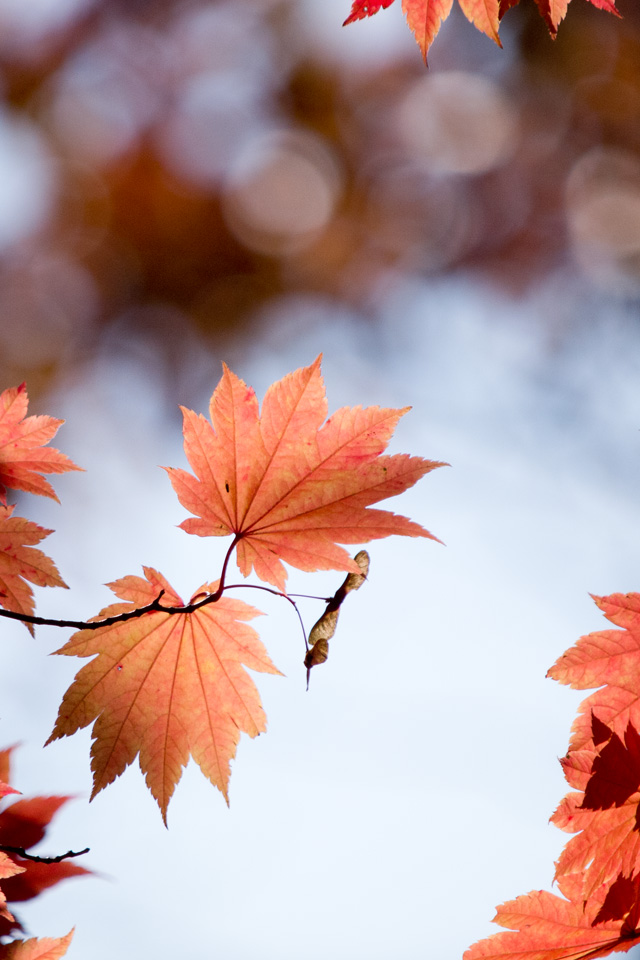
47,568 -> 281,822
463,886 -> 640,960
582,723 -> 640,810
0,505 -> 68,635
343,0 -> 396,21
547,594 -> 640,753
0,385 -> 82,505
0,748 -> 89,940
551,718 -> 640,901
165,356 -> 444,592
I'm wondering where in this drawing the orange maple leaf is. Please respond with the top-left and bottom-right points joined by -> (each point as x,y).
165,356 -> 444,592
547,594 -> 640,753
0,931 -> 73,960
0,855 -> 24,926
402,0 -> 456,60
47,568 -> 281,822
0,505 -> 67,636
344,0 -> 619,60
463,886 -> 640,960
0,385 -> 82,505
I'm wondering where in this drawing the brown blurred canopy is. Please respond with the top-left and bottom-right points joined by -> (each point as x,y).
0,0 -> 638,400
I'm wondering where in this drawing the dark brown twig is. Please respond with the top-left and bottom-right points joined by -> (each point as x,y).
0,536 -> 244,631
0,844 -> 89,864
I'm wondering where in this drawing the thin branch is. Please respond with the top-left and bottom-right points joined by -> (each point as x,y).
0,535 -> 244,631
0,593 -> 167,631
0,536 -> 318,653
0,844 -> 89,864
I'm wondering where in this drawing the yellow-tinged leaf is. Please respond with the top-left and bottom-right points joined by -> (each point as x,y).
458,0 -> 501,43
402,0 -> 454,61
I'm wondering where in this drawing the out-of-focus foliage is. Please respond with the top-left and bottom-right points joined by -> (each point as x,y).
0,0 -> 638,402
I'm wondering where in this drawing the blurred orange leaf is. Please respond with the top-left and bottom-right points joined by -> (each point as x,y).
0,385 -> 82,505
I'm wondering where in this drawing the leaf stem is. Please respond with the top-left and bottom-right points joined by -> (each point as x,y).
224,582 -> 309,650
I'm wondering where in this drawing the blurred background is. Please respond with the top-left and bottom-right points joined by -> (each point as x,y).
1,0 -> 640,957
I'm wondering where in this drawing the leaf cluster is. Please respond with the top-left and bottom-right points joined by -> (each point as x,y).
0,356 -> 442,951
344,0 -> 621,62
0,747 -> 84,959
0,358 -> 441,823
465,593 -> 640,960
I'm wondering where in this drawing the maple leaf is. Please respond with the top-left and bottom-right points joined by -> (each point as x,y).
344,0 -> 496,60
551,719 -> 640,901
535,0 -> 620,35
0,931 -> 73,960
592,874 -> 640,925
343,0 -> 396,21
0,859 -> 88,912
47,568 -> 281,822
582,722 -> 640,811
165,356 -> 444,592
0,505 -> 68,636
463,886 -> 640,960
547,594 -> 640,754
533,0 -> 568,35
0,385 -> 82,505
0,747 -> 89,940
344,0 -> 618,60
0,750 -> 13,786
402,0 -> 456,61
0,855 -> 24,926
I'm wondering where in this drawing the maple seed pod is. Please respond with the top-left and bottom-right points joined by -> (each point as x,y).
305,551 -> 370,689
304,638 -> 329,670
